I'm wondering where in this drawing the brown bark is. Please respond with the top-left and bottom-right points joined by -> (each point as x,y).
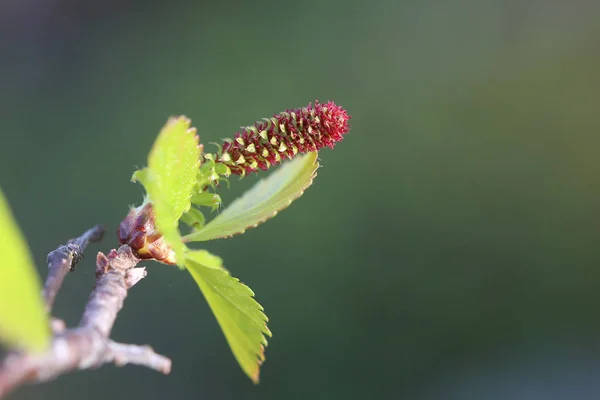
0,227 -> 171,398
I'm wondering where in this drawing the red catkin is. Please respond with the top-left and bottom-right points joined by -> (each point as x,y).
215,100 -> 350,175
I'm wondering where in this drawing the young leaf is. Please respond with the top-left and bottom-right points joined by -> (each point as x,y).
184,151 -> 319,242
146,116 -> 202,220
133,116 -> 201,263
185,250 -> 271,383
0,187 -> 49,351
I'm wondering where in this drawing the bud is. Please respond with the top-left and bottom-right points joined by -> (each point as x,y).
213,100 -> 350,175
118,203 -> 177,265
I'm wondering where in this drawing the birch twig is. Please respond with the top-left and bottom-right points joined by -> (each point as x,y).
43,225 -> 104,311
0,229 -> 171,398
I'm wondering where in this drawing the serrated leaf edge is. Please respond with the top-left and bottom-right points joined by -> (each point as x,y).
186,257 -> 271,383
184,154 -> 319,241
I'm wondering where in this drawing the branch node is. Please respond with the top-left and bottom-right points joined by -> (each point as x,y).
126,268 -> 147,288
43,225 -> 105,311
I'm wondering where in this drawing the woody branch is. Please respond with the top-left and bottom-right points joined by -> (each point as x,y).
0,226 -> 171,398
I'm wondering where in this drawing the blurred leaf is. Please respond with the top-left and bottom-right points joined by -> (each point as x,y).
185,250 -> 271,383
184,152 -> 319,241
0,187 -> 49,351
133,116 -> 201,264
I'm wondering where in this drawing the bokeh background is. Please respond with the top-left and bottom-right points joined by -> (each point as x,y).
2,0 -> 600,399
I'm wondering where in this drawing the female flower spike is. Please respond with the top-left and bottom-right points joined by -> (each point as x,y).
214,100 -> 350,175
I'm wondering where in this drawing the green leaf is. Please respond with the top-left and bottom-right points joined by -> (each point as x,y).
185,250 -> 271,383
0,187 -> 49,351
146,116 -> 202,220
133,116 -> 201,264
184,151 -> 319,242
180,207 -> 206,230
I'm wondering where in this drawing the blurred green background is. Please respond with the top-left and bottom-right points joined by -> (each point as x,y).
2,0 -> 600,399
